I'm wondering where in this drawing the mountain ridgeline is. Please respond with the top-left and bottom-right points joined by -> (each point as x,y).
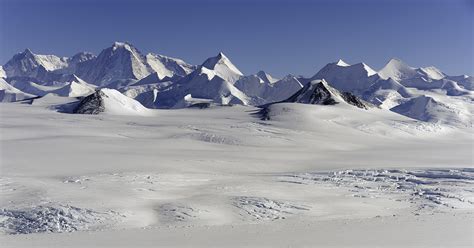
0,42 -> 472,126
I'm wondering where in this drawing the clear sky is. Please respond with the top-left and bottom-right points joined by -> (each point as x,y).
0,0 -> 472,77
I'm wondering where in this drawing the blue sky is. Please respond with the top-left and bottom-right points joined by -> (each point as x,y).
0,0 -> 472,77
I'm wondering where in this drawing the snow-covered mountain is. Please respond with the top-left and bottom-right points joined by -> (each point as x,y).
76,42 -> 153,85
0,78 -> 35,102
7,78 -> 62,97
1,45 -> 472,126
0,66 -> 6,78
2,42 -> 195,87
3,49 -> 69,79
201,52 -> 243,84
146,53 -> 196,79
234,72 -> 303,105
308,60 -> 379,93
73,88 -> 150,115
155,66 -> 249,108
390,95 -> 471,127
50,75 -> 96,97
379,58 -> 445,81
282,80 -> 373,110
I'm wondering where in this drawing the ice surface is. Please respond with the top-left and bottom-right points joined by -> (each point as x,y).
0,205 -> 116,234
280,168 -> 474,212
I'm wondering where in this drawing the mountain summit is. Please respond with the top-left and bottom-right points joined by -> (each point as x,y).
201,52 -> 243,83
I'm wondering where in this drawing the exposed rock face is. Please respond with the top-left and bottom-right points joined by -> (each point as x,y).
283,80 -> 372,109
73,90 -> 105,114
340,92 -> 370,110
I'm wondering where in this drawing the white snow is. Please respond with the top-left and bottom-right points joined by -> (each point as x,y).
0,78 -> 35,102
379,58 -> 419,81
50,75 -> 96,97
336,59 -> 350,67
155,66 -> 250,108
201,52 -> 243,83
146,53 -> 195,79
0,66 -> 5,78
78,88 -> 152,116
310,61 -> 379,93
1,45 -> 473,246
0,100 -> 472,246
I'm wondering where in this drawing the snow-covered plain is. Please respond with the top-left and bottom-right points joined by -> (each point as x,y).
0,100 -> 472,247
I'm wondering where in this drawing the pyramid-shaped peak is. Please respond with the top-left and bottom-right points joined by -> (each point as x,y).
357,62 -> 377,76
217,52 -> 228,59
384,58 -> 412,69
202,52 -> 232,68
336,59 -> 350,67
113,41 -> 130,47
111,41 -> 136,51
200,52 -> 243,82
68,74 -> 86,83
22,48 -> 35,56
284,79 -> 372,109
379,58 -> 417,80
257,70 -> 278,84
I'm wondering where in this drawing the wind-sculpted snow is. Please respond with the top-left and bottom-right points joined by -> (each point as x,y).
233,197 -> 310,221
157,204 -> 205,223
0,205 -> 117,234
280,168 -> 474,212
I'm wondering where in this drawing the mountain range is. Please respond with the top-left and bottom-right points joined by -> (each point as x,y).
0,42 -> 472,127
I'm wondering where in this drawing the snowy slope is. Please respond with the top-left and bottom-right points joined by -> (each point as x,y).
309,60 -> 379,93
6,49 -> 68,74
0,66 -> 5,78
361,78 -> 413,109
7,78 -> 64,96
378,58 -> 453,88
2,49 -> 69,78
280,80 -> 373,110
50,75 -> 96,97
390,94 -> 472,127
155,66 -> 249,108
73,88 -> 151,115
121,79 -> 174,109
146,53 -> 196,79
235,73 -> 302,105
265,75 -> 304,103
234,74 -> 270,103
256,70 -> 279,84
0,94 -> 473,246
77,42 -> 153,86
446,75 -> 473,90
0,78 -> 36,102
201,52 -> 243,83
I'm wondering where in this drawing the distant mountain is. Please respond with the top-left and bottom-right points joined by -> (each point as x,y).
379,58 -> 445,81
2,42 -> 195,87
146,53 -> 196,79
3,49 -> 69,79
201,52 -> 243,84
0,66 -> 6,78
155,66 -> 249,108
308,60 -> 379,93
73,88 -> 150,115
50,75 -> 96,97
76,42 -> 153,85
7,78 -> 62,96
1,45 -> 472,125
390,95 -> 471,127
0,78 -> 35,102
234,72 -> 302,105
282,80 -> 373,110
